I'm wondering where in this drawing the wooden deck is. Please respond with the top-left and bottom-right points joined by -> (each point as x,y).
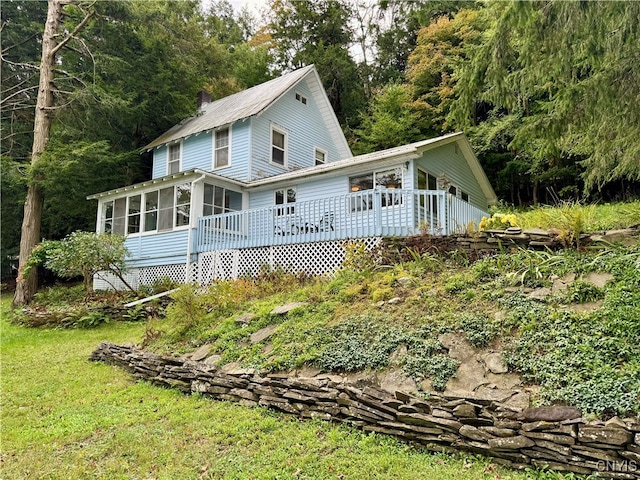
195,189 -> 487,253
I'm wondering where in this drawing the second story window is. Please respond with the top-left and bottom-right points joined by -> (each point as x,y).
168,143 -> 180,174
214,127 -> 229,168
271,127 -> 286,167
314,148 -> 326,166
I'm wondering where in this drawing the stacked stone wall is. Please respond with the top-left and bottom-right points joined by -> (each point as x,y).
387,226 -> 640,260
91,342 -> 640,479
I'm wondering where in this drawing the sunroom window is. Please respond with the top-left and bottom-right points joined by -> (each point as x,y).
175,183 -> 191,227
144,191 -> 158,232
102,184 -> 191,235
203,184 -> 242,216
127,195 -> 141,234
113,198 -> 126,235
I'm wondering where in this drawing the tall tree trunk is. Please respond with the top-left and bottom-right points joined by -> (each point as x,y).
13,0 -> 64,306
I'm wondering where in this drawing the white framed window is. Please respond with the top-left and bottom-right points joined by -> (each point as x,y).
275,187 -> 296,216
349,168 -> 404,211
203,184 -> 243,231
95,183 -> 192,234
314,148 -> 326,166
203,184 -> 242,216
175,183 -> 191,227
295,92 -> 307,105
144,191 -> 159,232
127,195 -> 142,234
214,127 -> 230,169
113,198 -> 127,234
418,168 -> 439,217
168,142 -> 181,174
102,201 -> 114,234
271,126 -> 287,167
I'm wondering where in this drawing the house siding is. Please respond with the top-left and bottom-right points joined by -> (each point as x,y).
250,78 -> 345,181
221,120 -> 250,181
152,148 -> 167,179
416,143 -> 488,211
124,230 -> 189,268
182,133 -> 212,171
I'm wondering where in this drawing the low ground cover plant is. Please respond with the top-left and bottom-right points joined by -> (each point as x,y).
140,242 -> 639,417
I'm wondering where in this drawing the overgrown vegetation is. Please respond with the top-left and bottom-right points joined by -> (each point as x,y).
485,201 -> 640,235
137,239 -> 640,417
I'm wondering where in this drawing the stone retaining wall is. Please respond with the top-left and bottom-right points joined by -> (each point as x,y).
91,342 -> 640,479
388,226 -> 640,259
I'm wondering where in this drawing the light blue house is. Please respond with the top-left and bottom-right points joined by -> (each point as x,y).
88,65 -> 496,288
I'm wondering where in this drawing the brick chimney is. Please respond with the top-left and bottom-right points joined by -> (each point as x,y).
197,90 -> 212,109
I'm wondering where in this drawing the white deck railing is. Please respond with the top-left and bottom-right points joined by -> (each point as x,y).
195,189 -> 487,253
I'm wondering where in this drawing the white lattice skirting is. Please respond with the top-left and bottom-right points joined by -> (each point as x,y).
197,238 -> 381,283
93,263 -> 189,291
93,238 -> 382,290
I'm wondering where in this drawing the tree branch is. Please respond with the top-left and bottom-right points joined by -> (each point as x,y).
0,85 -> 39,106
50,7 -> 95,57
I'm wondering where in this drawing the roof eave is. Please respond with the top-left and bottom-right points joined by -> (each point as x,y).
86,169 -> 248,200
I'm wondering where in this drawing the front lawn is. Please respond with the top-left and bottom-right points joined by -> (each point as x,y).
1,293 -> 543,480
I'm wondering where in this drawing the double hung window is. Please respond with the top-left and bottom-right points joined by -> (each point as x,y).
214,127 -> 229,168
271,127 -> 286,166
314,148 -> 326,166
168,143 -> 180,174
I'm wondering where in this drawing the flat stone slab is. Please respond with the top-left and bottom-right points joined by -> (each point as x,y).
250,325 -> 278,344
518,406 -> 582,422
191,344 -> 213,361
583,272 -> 614,289
271,302 -> 308,315
235,313 -> 255,324
482,352 -> 508,374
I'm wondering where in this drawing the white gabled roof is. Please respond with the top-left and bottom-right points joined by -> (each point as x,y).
142,65 -> 351,159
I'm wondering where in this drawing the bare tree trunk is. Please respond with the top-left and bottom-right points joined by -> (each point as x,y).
13,0 -> 64,306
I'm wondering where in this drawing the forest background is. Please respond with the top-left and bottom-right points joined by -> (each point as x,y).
2,0 -> 639,278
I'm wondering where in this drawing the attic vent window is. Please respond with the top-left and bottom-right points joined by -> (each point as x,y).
295,92 -> 307,105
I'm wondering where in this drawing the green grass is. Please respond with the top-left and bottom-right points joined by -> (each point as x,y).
1,293 -> 566,480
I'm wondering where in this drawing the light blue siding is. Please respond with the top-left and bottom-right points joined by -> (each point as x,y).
248,175 -> 348,210
182,133 -> 212,171
152,148 -> 167,179
250,78 -> 345,180
416,143 -> 488,211
211,121 -> 251,180
124,230 -> 189,268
